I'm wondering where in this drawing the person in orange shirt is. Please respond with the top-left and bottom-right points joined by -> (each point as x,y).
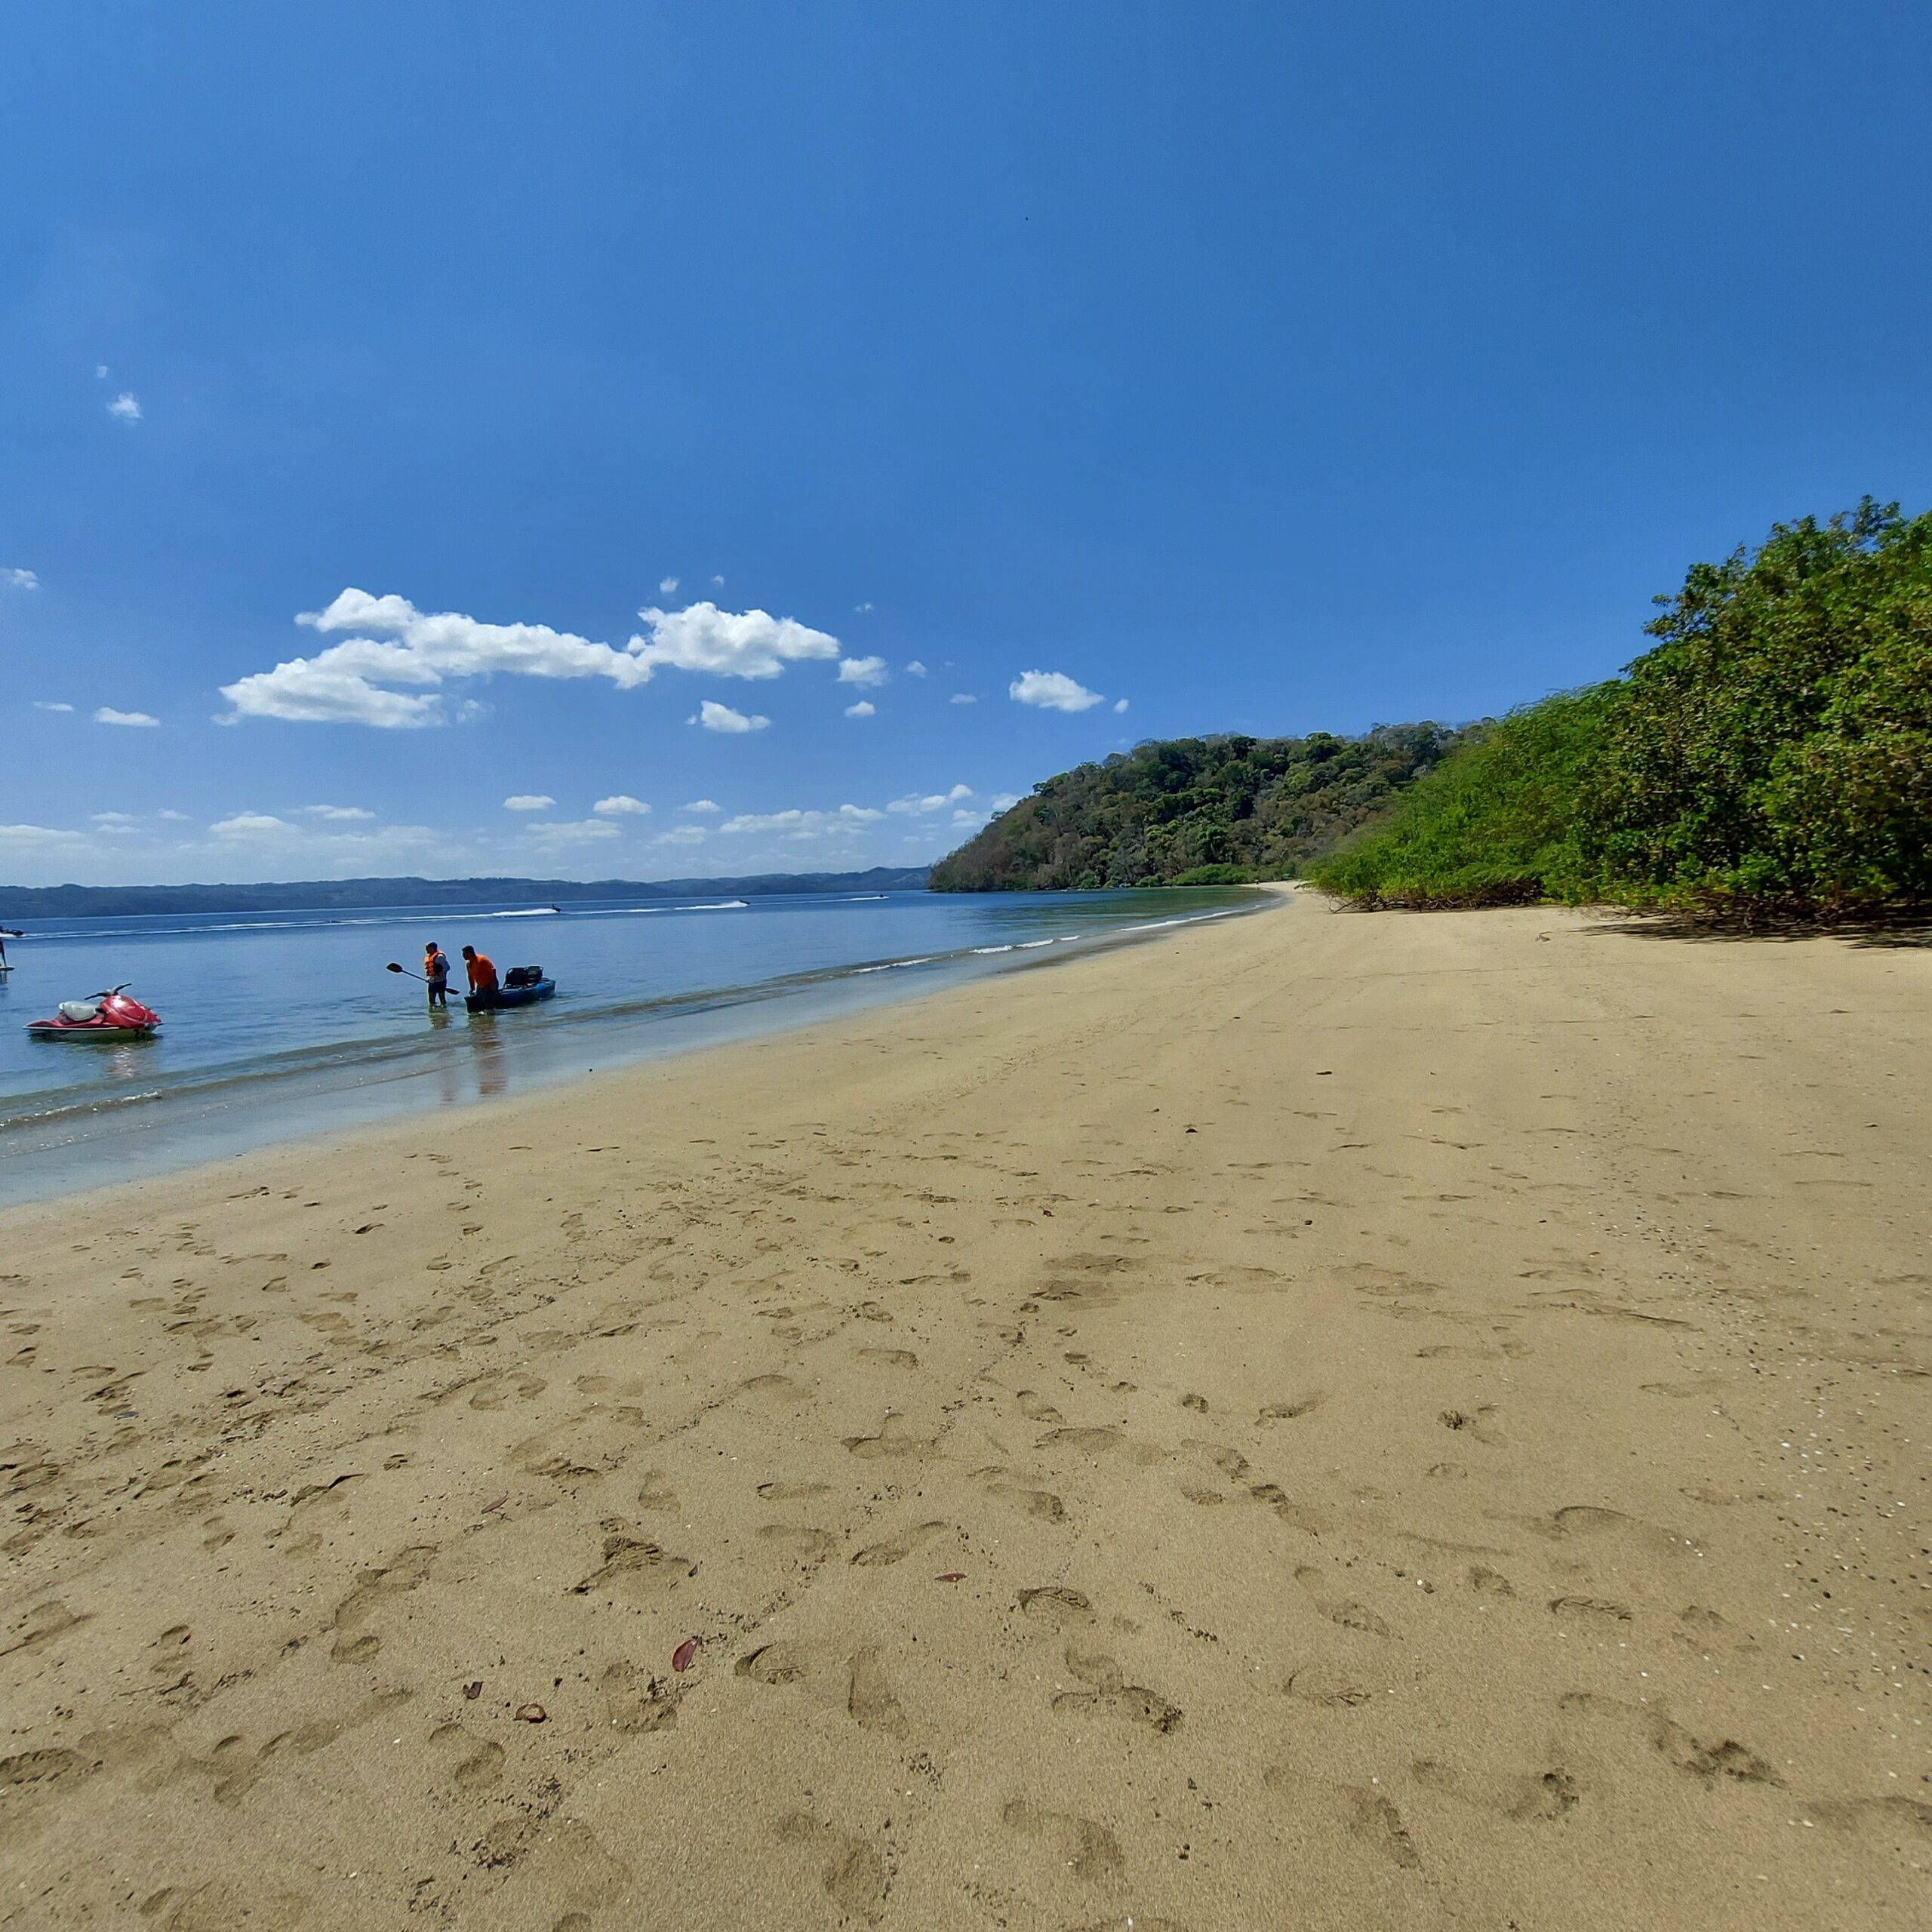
460,945 -> 498,999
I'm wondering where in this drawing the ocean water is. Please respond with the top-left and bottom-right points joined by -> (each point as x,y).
0,886 -> 1264,1204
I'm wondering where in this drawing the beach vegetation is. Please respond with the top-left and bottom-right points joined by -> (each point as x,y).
1311,500 -> 1932,921
930,725 -> 1462,891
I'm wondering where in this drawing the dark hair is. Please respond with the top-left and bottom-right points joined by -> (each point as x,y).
461,945 -> 475,958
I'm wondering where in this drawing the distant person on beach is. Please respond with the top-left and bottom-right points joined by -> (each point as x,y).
0,928 -> 16,968
461,945 -> 498,1000
423,941 -> 450,1009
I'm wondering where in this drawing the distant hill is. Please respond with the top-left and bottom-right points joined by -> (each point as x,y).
930,726 -> 1462,891
0,866 -> 931,921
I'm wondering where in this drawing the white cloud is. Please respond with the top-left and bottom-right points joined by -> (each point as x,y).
712,574 -> 724,586
91,811 -> 140,829
108,392 -> 142,423
854,601 -> 874,613
592,794 -> 651,815
990,792 -> 1021,812
300,804 -> 375,821
888,784 -> 973,815
836,655 -> 888,688
904,660 -> 926,677
218,589 -> 841,731
692,700 -> 768,733
844,700 -> 876,718
0,823 -> 89,853
523,818 -> 620,848
220,589 -> 660,728
634,601 -> 840,681
157,808 -> 189,821
720,804 -> 882,837
680,798 -> 721,814
1010,669 -> 1104,712
2,567 -> 37,590
94,706 -> 158,727
658,576 -> 679,595
949,693 -> 977,706
654,824 -> 708,846
94,364 -> 108,380
503,794 -> 555,811
1113,697 -> 1130,713
211,812 -> 294,838
33,700 -> 73,713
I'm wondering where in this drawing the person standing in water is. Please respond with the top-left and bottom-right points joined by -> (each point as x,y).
461,944 -> 498,1002
423,940 -> 450,1009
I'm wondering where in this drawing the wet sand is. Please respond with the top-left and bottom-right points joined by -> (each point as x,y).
1,891 -> 1925,1930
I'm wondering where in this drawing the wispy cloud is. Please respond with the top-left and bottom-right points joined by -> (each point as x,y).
844,700 -> 876,718
854,601 -> 874,614
1010,669 -> 1104,712
211,812 -> 294,837
1113,697 -> 1130,713
0,823 -> 91,853
300,804 -> 375,821
836,655 -> 888,688
91,811 -> 140,830
904,660 -> 926,677
2,567 -> 37,590
592,794 -> 651,815
680,799 -> 721,814
719,804 -> 883,836
888,784 -> 973,815
108,392 -> 142,423
949,692 -> 977,705
658,575 -> 679,595
691,700 -> 768,734
654,824 -> 708,846
94,706 -> 159,727
503,794 -> 555,811
33,700 -> 73,713
523,818 -> 620,848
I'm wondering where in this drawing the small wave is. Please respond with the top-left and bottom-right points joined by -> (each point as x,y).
0,1088 -> 165,1132
852,955 -> 939,974
843,894 -> 888,901
969,944 -> 1015,955
692,900 -> 749,911
486,907 -> 561,918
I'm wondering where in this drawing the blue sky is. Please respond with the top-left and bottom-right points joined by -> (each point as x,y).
3,1 -> 1928,886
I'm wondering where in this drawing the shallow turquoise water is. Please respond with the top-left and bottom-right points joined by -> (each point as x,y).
0,886 -> 1263,1203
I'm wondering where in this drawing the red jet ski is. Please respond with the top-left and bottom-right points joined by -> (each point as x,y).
26,984 -> 162,1041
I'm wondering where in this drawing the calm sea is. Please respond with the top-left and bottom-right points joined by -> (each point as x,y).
0,886 -> 1263,1204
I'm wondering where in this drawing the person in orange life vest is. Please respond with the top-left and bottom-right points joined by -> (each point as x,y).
423,940 -> 451,1009
461,946 -> 498,998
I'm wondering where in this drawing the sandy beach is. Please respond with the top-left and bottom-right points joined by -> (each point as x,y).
0,890 -> 1925,1930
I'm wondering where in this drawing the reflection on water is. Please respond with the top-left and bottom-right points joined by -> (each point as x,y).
464,1016 -> 508,1097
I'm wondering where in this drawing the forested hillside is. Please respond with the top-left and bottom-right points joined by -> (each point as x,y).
930,724 -> 1460,891
1311,499 -> 1932,920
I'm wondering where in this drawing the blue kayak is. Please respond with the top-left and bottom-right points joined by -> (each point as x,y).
466,977 -> 555,1013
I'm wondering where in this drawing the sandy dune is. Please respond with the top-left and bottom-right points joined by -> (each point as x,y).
1,891 -> 1926,1930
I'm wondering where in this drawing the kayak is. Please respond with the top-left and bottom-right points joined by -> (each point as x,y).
466,977 -> 555,1013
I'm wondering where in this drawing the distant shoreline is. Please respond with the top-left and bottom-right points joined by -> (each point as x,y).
0,866 -> 931,921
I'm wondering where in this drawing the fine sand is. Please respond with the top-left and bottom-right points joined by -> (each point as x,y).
1,892 -> 1926,1930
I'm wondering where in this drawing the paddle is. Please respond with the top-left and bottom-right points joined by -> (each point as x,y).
386,961 -> 429,984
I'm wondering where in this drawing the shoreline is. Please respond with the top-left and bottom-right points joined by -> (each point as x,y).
0,891 -> 1269,1211
1,891 -> 1924,1930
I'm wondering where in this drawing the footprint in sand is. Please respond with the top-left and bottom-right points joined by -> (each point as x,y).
1259,1392 -> 1327,1423
757,1480 -> 833,1502
330,1546 -> 438,1662
1294,1564 -> 1395,1638
842,1414 -> 934,1461
1281,1660 -> 1374,1708
1555,1690 -> 1780,1786
999,1798 -> 1124,1879
850,1520 -> 953,1567
572,1534 -> 692,1603
756,1524 -> 838,1565
971,1466 -> 1067,1522
847,1648 -> 909,1738
1053,1646 -> 1182,1734
1018,1586 -> 1095,1631
1411,1756 -> 1580,1822
774,1813 -> 889,1925
601,1660 -> 681,1734
1263,1765 -> 1423,1870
